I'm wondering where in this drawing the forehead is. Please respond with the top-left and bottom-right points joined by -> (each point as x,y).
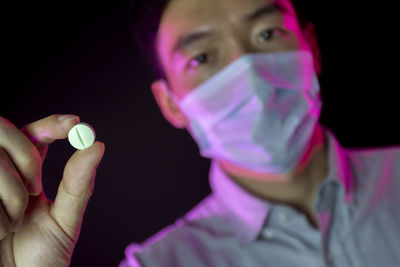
157,0 -> 295,52
159,0 -> 292,31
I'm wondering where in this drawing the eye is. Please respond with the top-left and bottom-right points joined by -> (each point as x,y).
256,28 -> 284,43
188,53 -> 209,68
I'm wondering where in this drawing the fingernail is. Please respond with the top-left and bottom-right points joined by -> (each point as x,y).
11,218 -> 24,232
58,114 -> 79,123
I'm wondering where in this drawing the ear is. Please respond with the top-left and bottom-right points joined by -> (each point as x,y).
303,22 -> 322,76
151,79 -> 189,129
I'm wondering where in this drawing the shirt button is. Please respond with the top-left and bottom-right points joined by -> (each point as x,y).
262,228 -> 274,239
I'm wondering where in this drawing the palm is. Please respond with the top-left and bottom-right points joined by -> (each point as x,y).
1,193 -> 77,267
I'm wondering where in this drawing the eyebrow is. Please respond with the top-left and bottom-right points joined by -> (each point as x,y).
244,4 -> 283,22
172,29 -> 214,56
171,3 -> 287,56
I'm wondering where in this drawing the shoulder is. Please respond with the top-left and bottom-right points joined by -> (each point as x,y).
345,144 -> 400,179
120,194 -> 236,267
346,144 -> 400,158
344,144 -> 400,207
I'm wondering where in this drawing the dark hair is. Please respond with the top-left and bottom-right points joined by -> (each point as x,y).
129,0 -> 315,80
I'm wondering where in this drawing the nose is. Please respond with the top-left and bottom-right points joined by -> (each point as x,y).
224,35 -> 259,66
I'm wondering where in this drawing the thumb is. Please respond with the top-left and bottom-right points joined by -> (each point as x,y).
50,141 -> 105,241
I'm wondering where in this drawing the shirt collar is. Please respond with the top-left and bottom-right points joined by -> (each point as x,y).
208,126 -> 354,245
316,126 -> 355,207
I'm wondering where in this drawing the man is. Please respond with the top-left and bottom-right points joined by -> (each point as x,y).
122,0 -> 400,266
0,1 -> 398,267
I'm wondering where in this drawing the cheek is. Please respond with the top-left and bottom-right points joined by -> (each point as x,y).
169,54 -> 187,80
168,59 -> 211,98
164,55 -> 192,98
167,73 -> 201,100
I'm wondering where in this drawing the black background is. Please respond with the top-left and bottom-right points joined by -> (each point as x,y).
2,0 -> 399,266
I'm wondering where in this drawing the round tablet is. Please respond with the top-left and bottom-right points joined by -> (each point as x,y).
68,123 -> 96,150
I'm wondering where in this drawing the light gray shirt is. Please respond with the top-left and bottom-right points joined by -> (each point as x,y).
119,128 -> 400,267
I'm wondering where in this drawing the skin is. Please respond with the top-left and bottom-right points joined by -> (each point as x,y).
151,0 -> 326,227
0,115 -> 105,266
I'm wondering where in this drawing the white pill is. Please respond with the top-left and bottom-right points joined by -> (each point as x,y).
68,123 -> 96,150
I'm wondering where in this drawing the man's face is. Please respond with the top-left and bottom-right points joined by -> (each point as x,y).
155,0 -> 316,100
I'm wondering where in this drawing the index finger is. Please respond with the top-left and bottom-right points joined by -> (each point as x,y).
21,114 -> 80,159
0,116 -> 44,195
0,115 -> 80,195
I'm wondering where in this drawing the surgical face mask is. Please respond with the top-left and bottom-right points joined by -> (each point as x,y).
167,50 -> 322,174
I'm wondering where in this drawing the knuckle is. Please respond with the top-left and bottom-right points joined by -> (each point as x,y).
0,150 -> 18,177
8,188 -> 29,215
0,121 -> 41,165
0,211 -> 11,240
20,152 -> 39,165
19,148 -> 41,169
0,117 -> 16,132
0,227 -> 10,240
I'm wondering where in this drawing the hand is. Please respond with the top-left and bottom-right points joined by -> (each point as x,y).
0,114 -> 105,267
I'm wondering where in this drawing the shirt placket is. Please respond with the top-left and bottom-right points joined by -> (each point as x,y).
316,180 -> 352,267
